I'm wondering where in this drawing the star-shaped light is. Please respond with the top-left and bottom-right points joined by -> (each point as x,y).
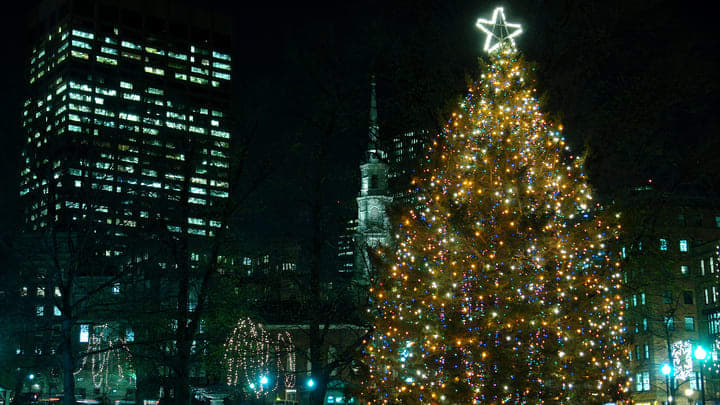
476,7 -> 522,53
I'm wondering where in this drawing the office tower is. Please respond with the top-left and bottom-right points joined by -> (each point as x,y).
383,129 -> 429,208
13,0 -> 233,399
20,0 -> 232,245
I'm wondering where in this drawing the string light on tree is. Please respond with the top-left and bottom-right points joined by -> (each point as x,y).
362,6 -> 627,404
74,324 -> 134,391
223,318 -> 296,399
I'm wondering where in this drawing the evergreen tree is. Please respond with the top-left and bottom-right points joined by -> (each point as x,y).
362,11 -> 626,404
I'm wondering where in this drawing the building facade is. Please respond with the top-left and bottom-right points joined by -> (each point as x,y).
623,194 -> 720,405
21,0 -> 232,240
12,0 -> 234,400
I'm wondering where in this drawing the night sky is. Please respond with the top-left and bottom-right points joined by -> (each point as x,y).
2,0 -> 718,243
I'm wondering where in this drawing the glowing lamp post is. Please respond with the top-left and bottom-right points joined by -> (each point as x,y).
694,345 -> 707,405
259,375 -> 269,405
661,364 -> 672,404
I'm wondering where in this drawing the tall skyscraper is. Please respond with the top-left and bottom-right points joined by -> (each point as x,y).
20,0 -> 232,245
12,1 -> 233,399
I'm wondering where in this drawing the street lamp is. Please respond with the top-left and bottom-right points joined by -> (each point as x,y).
661,364 -> 672,404
259,375 -> 269,405
694,345 -> 707,405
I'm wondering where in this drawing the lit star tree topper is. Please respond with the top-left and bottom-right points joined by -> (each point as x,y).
475,7 -> 523,52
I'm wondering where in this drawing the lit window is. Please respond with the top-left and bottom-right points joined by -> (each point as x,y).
659,238 -> 668,251
96,55 -> 118,65
681,265 -> 688,275
715,216 -> 720,228
212,61 -> 231,70
121,40 -> 142,50
212,71 -> 231,80
145,46 -> 165,56
120,81 -> 133,89
685,316 -> 695,331
126,328 -> 134,342
71,39 -> 91,49
121,51 -> 141,60
36,287 -> 45,297
72,29 -> 94,40
212,51 -> 231,61
174,73 -> 187,81
100,46 -> 117,55
36,305 -> 44,317
188,197 -> 206,205
144,66 -> 165,76
79,324 -> 89,343
635,371 -> 650,392
190,76 -> 208,85
112,282 -> 120,295
189,126 -> 206,134
169,51 -> 188,61
211,129 -> 230,139
119,112 -> 139,122
54,306 -> 61,316
188,217 -> 206,225
680,239 -> 689,252
71,50 -> 89,60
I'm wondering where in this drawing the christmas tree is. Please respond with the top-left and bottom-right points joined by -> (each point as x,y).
362,8 -> 627,404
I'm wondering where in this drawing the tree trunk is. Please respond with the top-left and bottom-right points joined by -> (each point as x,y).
61,318 -> 75,405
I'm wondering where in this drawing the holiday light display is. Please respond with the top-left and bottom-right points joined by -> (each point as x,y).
672,340 -> 693,381
362,7 -> 626,404
74,324 -> 134,391
223,318 -> 296,398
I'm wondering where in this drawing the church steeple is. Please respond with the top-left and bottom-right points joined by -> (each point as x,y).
367,76 -> 383,162
355,77 -> 392,283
